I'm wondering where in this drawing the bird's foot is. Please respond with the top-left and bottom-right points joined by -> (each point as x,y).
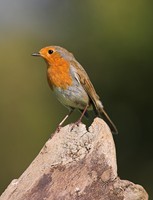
70,120 -> 81,131
55,125 -> 62,133
50,125 -> 62,138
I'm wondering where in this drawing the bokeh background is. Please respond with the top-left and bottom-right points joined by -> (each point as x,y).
0,0 -> 153,197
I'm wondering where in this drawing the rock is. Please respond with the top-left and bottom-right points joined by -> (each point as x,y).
0,118 -> 148,200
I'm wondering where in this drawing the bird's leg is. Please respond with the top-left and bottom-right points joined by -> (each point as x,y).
55,108 -> 74,133
71,105 -> 89,130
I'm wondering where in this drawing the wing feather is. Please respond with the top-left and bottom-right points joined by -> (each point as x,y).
70,60 -> 103,114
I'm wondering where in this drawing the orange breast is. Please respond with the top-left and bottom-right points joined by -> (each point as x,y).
47,57 -> 72,90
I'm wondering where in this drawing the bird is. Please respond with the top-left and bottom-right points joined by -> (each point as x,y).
32,46 -> 118,134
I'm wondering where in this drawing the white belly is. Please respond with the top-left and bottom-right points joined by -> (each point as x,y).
53,85 -> 90,110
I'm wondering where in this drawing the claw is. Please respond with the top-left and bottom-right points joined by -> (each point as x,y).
50,125 -> 62,138
55,125 -> 62,133
70,120 -> 81,131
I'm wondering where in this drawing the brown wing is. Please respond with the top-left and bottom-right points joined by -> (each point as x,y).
70,60 -> 103,113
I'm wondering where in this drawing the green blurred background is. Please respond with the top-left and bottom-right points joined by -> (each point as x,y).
0,0 -> 153,197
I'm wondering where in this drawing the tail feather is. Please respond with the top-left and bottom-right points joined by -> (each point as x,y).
93,100 -> 118,134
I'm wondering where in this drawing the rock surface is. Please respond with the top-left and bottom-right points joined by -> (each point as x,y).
0,118 -> 148,200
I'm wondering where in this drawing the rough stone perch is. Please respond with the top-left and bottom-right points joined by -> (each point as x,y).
0,118 -> 148,200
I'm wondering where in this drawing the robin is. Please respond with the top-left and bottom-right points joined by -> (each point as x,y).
32,46 -> 118,134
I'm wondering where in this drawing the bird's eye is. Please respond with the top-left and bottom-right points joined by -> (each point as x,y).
48,49 -> 54,54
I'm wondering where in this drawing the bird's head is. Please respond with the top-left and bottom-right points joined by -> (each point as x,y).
32,46 -> 74,66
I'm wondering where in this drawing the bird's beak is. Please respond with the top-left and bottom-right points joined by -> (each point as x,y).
32,52 -> 40,56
